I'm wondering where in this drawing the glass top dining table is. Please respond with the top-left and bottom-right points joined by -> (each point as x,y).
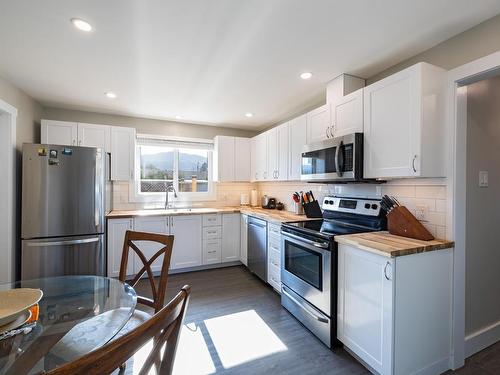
0,275 -> 137,375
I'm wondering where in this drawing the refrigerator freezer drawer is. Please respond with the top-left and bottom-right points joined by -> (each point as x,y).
22,235 -> 105,280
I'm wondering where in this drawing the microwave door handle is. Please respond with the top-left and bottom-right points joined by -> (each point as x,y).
337,140 -> 344,177
334,142 -> 341,177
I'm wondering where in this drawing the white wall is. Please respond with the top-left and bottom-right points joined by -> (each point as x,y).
465,76 -> 500,336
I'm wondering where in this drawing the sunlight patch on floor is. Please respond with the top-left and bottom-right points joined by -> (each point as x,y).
172,322 -> 216,375
204,309 -> 288,369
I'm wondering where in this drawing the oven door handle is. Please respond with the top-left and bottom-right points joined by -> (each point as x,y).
281,231 -> 329,249
282,286 -> 329,323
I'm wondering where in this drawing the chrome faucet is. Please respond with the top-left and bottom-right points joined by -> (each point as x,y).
165,183 -> 178,209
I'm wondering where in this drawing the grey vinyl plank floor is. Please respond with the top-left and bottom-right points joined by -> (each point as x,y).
128,265 -> 499,375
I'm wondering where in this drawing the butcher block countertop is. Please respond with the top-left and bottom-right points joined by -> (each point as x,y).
335,231 -> 454,258
106,206 -> 310,224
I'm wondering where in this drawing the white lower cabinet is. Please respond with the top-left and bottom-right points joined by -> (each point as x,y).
240,214 -> 248,266
170,215 -> 202,269
107,218 -> 134,278
267,223 -> 282,293
222,213 -> 240,262
337,243 -> 453,375
203,239 -> 222,265
133,216 -> 169,274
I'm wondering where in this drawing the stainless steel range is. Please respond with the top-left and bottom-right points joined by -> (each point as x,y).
280,196 -> 386,348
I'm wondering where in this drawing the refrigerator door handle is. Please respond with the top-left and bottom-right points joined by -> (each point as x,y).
26,237 -> 100,247
95,150 -> 102,227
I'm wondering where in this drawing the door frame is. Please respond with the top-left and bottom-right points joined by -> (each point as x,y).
446,50 -> 500,369
0,98 -> 17,283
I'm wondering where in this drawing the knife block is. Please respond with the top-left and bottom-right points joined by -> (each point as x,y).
303,200 -> 323,218
387,206 -> 434,241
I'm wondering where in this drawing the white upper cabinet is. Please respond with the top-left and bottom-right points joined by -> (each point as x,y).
110,126 -> 136,181
288,114 -> 307,181
331,88 -> 364,137
41,120 -> 78,146
266,127 -> 278,180
214,136 -> 235,182
77,122 -> 111,152
170,215 -> 202,269
222,213 -> 240,262
252,133 -> 267,181
265,123 -> 289,181
306,103 -> 331,143
213,136 -> 250,182
234,137 -> 251,181
363,62 -> 446,179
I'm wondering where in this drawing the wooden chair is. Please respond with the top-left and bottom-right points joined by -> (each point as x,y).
45,285 -> 191,375
120,230 -> 175,313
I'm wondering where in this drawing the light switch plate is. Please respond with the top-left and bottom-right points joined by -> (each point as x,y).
479,171 -> 488,187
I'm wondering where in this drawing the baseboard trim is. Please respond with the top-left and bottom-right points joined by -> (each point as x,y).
412,356 -> 451,375
168,261 -> 242,274
465,319 -> 500,358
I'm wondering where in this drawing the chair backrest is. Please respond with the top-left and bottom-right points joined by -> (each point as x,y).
119,230 -> 174,313
45,285 -> 191,375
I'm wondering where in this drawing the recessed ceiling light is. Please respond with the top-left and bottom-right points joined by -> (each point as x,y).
300,72 -> 313,80
105,91 -> 117,99
245,113 -> 254,118
71,18 -> 92,32
175,115 -> 184,120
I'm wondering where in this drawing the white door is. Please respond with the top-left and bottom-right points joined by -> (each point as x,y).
276,123 -> 289,180
266,128 -> 278,180
41,120 -> 78,146
107,218 -> 134,278
170,215 -> 202,269
288,114 -> 307,181
338,244 -> 393,375
255,133 -> 267,180
306,104 -> 331,143
332,88 -> 363,137
234,137 -> 251,181
77,123 -> 111,152
110,126 -> 136,181
363,68 -> 419,178
215,136 -> 235,182
222,213 -> 240,262
240,214 -> 248,266
133,216 -> 169,275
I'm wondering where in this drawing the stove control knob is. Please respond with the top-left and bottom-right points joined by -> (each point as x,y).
329,200 -> 334,205
371,204 -> 378,210
364,203 -> 371,209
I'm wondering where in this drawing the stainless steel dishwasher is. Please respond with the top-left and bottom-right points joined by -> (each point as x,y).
247,216 -> 268,282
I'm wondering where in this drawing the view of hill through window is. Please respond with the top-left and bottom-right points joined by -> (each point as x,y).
139,145 -> 209,193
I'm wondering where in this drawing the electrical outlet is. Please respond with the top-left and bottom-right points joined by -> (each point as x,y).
415,204 -> 428,221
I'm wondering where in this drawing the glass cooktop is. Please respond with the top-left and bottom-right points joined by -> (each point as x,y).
283,219 -> 377,239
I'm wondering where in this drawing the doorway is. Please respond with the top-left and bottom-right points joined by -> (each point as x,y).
0,99 -> 17,283
461,75 -> 500,357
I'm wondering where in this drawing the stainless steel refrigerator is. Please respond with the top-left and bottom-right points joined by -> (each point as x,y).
21,144 -> 109,280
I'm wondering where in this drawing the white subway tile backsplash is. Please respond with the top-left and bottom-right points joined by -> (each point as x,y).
382,185 -> 416,198
435,199 -> 446,213
415,185 -> 446,199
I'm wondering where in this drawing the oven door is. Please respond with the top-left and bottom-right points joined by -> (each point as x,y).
300,134 -> 359,181
281,231 -> 331,315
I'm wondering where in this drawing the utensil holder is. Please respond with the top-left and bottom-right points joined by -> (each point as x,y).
387,206 -> 434,240
303,200 -> 323,218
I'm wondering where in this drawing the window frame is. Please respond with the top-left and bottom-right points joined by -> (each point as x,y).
129,137 -> 216,203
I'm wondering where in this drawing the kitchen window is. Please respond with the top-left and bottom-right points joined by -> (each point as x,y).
131,135 -> 215,202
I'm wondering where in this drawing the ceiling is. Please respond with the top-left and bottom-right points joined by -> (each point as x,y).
1,1 -> 500,130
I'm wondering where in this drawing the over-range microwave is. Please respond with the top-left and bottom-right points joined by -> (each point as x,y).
301,133 -> 365,182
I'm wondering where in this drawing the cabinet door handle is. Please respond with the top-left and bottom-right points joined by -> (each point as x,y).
263,171 -> 267,179
325,127 -> 330,139
72,139 -> 76,146
276,170 -> 279,179
330,125 -> 334,138
255,172 -> 258,180
384,261 -> 392,280
412,155 -> 417,173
